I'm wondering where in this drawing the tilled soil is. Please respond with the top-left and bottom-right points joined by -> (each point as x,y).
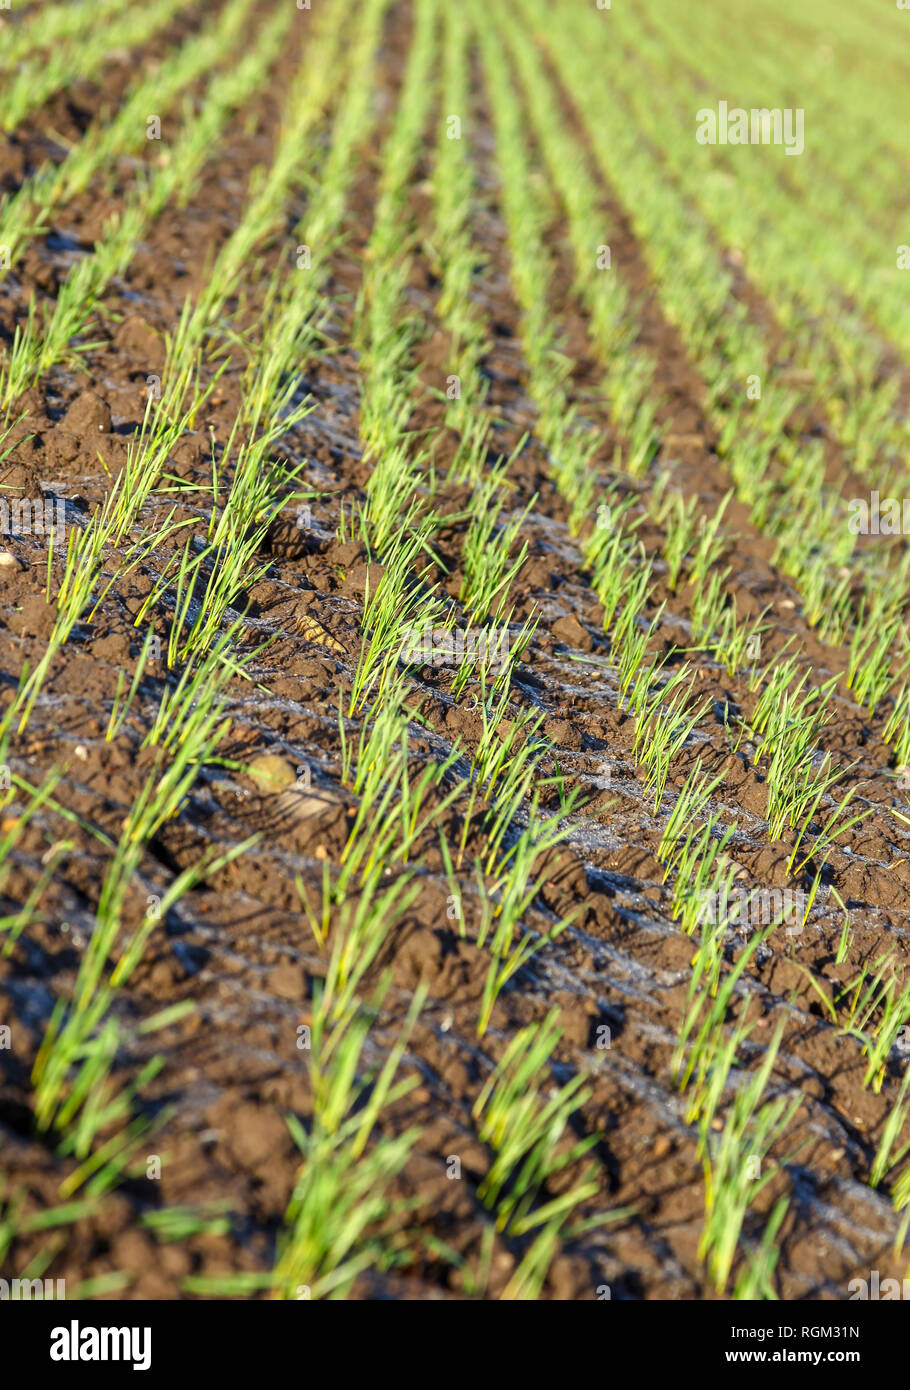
1,0 -> 909,1301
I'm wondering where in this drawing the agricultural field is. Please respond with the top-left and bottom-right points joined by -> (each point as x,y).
1,0 -> 910,1314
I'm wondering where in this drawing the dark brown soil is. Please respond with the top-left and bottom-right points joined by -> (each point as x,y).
0,0 -> 908,1302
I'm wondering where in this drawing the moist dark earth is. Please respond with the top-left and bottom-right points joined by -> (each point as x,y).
1,0 -> 909,1300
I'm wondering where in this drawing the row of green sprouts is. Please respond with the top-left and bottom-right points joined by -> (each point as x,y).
2,0 -> 910,1301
